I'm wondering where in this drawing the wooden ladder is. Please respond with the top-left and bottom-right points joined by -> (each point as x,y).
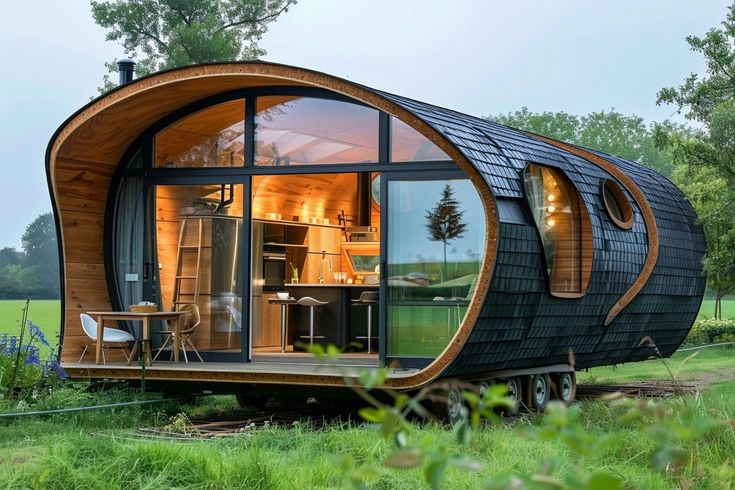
172,217 -> 203,310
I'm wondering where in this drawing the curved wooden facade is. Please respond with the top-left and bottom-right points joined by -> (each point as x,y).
47,62 -> 705,390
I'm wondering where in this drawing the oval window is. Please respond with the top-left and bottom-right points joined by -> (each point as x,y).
602,179 -> 633,230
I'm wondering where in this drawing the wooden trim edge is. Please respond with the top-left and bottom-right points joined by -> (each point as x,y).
525,134 -> 659,325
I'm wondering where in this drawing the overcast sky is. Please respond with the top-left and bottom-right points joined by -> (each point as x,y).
0,0 -> 730,249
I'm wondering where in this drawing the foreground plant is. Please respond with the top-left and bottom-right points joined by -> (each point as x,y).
305,343 -> 734,489
0,300 -> 66,401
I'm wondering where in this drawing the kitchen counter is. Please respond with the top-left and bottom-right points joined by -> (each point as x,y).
285,283 -> 378,288
283,284 -> 378,349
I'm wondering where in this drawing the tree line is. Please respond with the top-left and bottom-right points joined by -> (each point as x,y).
486,3 -> 735,318
0,213 -> 59,299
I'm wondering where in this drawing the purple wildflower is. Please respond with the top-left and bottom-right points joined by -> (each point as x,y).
44,359 -> 68,380
23,345 -> 41,366
27,322 -> 52,350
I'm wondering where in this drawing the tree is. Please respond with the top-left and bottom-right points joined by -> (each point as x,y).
671,164 -> 735,318
21,213 -> 60,299
91,0 -> 296,92
654,2 -> 735,310
425,184 -> 467,283
656,2 -> 735,181
488,108 -> 677,177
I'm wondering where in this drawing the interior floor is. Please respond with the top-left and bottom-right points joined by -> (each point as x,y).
251,349 -> 378,367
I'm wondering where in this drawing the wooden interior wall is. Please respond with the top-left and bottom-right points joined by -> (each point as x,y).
251,172 -> 382,283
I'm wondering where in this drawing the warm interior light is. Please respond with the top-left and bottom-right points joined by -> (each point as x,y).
547,194 -> 556,202
547,218 -> 556,228
547,205 -> 556,213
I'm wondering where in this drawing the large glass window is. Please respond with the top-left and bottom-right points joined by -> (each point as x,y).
386,178 -> 484,360
155,184 -> 244,354
154,99 -> 245,168
524,164 -> 585,296
255,96 -> 379,165
391,116 -> 450,162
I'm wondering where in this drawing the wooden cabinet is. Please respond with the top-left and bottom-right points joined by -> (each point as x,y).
253,294 -> 281,348
304,227 -> 342,284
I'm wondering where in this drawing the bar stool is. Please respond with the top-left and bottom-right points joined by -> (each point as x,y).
352,291 -> 379,353
297,296 -> 329,346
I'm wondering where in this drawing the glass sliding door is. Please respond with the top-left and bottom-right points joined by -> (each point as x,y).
152,183 -> 245,360
381,173 -> 485,368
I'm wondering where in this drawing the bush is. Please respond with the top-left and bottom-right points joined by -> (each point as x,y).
684,318 -> 735,346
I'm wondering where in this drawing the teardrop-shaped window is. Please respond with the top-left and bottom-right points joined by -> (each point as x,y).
523,164 -> 592,297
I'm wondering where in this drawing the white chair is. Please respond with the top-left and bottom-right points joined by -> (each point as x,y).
78,313 -> 135,364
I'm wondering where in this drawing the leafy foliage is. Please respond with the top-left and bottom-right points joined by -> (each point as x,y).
670,164 -> 735,316
487,107 -> 678,177
0,213 -> 59,299
91,0 -> 296,92
655,2 -> 735,180
685,318 -> 735,346
654,3 -> 735,315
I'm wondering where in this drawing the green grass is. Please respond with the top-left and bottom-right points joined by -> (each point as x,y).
0,382 -> 733,488
578,345 -> 735,384
697,298 -> 735,319
0,300 -> 61,341
0,348 -> 733,488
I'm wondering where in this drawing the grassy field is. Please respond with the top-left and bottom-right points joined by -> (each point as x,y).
0,300 -> 62,341
0,348 -> 733,488
578,345 -> 735,384
697,298 -> 735,319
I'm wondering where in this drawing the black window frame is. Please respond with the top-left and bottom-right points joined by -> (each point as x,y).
105,85 -> 459,362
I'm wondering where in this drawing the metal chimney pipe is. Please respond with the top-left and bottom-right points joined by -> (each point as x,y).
117,58 -> 136,85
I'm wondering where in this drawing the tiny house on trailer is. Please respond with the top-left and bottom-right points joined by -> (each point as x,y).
47,62 -> 705,411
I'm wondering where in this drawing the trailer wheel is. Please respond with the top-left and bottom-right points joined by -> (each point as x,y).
445,384 -> 465,425
529,374 -> 551,411
504,377 -> 523,404
235,393 -> 269,410
555,372 -> 576,405
478,380 -> 492,398
430,384 -> 466,425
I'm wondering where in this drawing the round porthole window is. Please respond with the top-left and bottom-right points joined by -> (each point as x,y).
602,179 -> 633,230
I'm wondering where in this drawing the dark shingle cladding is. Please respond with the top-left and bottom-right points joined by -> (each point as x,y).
376,90 -> 706,375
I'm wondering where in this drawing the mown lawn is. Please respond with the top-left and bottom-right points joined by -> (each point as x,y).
578,344 -> 735,384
